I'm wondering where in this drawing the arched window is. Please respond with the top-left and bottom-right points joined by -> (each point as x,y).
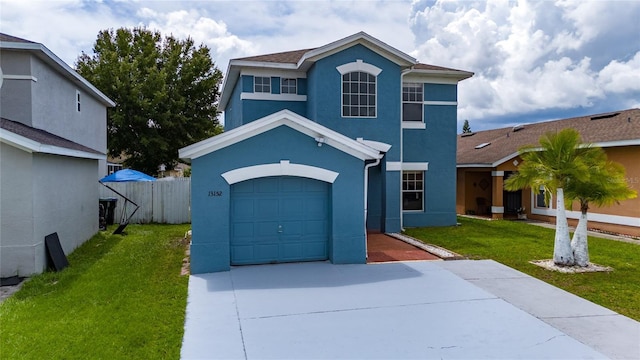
337,60 -> 381,118
342,71 -> 376,117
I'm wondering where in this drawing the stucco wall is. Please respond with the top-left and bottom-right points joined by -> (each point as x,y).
403,89 -> 459,227
30,56 -> 107,175
1,149 -> 99,277
0,143 -> 36,277
0,52 -> 34,125
306,45 -> 402,162
32,154 -> 99,259
190,125 -> 367,273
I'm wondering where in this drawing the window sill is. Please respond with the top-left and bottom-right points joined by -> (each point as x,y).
402,122 -> 426,129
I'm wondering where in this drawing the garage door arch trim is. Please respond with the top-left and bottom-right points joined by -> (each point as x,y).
222,160 -> 339,184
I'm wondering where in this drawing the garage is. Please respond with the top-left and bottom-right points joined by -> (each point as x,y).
230,176 -> 330,265
179,110 -> 383,273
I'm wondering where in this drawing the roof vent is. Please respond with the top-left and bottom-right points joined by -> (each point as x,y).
512,124 -> 525,132
461,132 -> 475,137
475,142 -> 491,149
590,112 -> 620,120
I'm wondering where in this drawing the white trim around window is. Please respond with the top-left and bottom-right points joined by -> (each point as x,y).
240,92 -> 307,102
402,122 -> 426,129
402,170 -> 424,211
76,90 -> 81,112
336,59 -> 382,76
386,162 -> 429,171
2,74 -> 38,82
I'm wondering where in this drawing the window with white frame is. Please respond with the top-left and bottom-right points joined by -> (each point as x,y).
536,186 -> 547,208
402,82 -> 422,122
342,71 -> 376,117
76,90 -> 81,112
281,78 -> 297,94
402,171 -> 424,211
254,76 -> 271,93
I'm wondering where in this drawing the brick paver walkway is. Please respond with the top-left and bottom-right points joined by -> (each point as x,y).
367,232 -> 441,263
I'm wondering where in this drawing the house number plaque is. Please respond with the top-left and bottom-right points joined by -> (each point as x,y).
208,191 -> 222,197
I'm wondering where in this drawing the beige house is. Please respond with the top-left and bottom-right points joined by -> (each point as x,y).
457,108 -> 640,237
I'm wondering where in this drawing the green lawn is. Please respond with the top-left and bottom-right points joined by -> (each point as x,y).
405,217 -> 640,321
2,219 -> 638,359
0,224 -> 190,360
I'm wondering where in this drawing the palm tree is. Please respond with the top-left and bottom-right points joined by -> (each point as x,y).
565,151 -> 637,266
504,128 -> 595,266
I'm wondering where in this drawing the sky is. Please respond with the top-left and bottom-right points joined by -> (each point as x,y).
1,0 -> 639,132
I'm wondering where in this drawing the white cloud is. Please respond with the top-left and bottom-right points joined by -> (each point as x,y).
409,0 -> 640,130
597,52 -> 640,94
136,7 -> 256,68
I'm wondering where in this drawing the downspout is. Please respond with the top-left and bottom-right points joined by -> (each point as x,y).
364,156 -> 382,258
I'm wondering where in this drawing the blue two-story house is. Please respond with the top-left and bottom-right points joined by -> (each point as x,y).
179,32 -> 473,273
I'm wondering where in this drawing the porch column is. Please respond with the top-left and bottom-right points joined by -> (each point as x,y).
491,171 -> 504,219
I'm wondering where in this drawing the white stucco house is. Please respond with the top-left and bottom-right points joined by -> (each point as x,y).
0,33 -> 114,278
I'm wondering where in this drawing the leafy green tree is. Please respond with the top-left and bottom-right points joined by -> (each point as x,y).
504,128 -> 600,266
565,149 -> 637,266
76,27 -> 223,175
462,119 -> 472,133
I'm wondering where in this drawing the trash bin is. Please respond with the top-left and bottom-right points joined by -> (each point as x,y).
99,198 -> 118,225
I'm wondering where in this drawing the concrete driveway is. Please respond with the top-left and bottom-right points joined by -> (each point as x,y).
181,260 -> 639,359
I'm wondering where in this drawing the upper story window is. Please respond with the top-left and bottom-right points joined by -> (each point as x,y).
402,171 -> 424,211
342,71 -> 376,117
254,76 -> 271,93
402,82 -> 422,122
281,78 -> 297,94
76,90 -> 81,112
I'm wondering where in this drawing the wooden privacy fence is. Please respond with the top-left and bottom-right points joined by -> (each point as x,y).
99,178 -> 191,224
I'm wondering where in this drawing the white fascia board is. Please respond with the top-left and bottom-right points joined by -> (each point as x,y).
240,93 -> 307,102
356,138 -> 392,153
299,32 -> 416,68
489,139 -> 640,168
457,163 -> 494,168
240,68 -> 307,78
593,139 -> 640,147
0,129 -> 105,160
229,60 -> 299,70
491,152 -> 521,167
179,110 -> 381,161
218,66 -> 238,111
1,42 -> 115,107
404,69 -> 474,82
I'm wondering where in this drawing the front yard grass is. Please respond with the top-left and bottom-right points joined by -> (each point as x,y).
405,217 -> 640,321
0,224 -> 190,360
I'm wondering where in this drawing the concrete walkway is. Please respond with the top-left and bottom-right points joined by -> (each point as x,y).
181,260 -> 639,359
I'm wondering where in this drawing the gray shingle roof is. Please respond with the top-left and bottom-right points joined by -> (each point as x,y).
233,48 -> 465,72
1,118 -> 103,155
0,33 -> 35,43
457,108 -> 640,166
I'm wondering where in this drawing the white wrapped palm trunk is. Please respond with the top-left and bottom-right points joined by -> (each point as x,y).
553,188 -> 575,266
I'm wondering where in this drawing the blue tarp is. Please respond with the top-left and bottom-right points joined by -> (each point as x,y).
100,169 -> 155,182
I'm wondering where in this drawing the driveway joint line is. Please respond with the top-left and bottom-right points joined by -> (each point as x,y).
238,297 -> 499,320
230,274 -> 248,360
